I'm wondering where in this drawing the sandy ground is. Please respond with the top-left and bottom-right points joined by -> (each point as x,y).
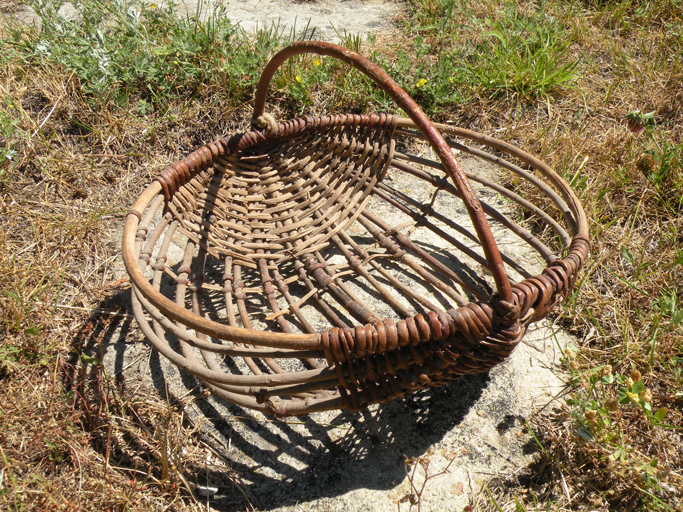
3,0 -> 404,43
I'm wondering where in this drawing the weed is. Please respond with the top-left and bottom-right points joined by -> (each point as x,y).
5,0 -> 283,110
486,486 -> 562,512
402,1 -> 580,106
1,259 -> 59,337
0,96 -> 21,184
559,353 -> 681,508
452,10 -> 580,99
397,452 -> 457,512
639,138 -> 683,210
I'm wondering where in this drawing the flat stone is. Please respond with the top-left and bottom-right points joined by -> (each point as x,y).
57,2 -> 81,22
154,0 -> 403,42
4,5 -> 43,32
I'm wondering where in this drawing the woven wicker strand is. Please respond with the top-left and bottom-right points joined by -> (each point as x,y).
122,41 -> 589,416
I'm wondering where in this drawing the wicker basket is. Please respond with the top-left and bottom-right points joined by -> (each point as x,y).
122,41 -> 589,416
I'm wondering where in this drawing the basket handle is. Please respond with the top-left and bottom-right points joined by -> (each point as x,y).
253,41 -> 514,306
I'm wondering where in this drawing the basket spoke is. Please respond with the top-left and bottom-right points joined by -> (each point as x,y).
376,177 -> 533,280
394,127 -> 578,236
394,151 -> 569,256
327,231 -> 414,318
371,183 -> 497,295
227,260 -> 265,376
266,260 -> 325,369
269,197 -> 354,331
359,211 -> 470,307
254,248 -> 325,370
334,228 -> 445,314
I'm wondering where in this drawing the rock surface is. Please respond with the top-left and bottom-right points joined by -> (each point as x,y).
105,144 -> 575,511
156,0 -> 403,42
2,4 -> 42,32
57,1 -> 81,22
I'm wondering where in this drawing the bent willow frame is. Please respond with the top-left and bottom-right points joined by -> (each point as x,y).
122,41 -> 589,416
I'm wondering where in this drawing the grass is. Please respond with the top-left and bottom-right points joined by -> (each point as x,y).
0,0 -> 682,509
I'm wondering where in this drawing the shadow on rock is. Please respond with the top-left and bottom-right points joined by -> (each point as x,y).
176,369 -> 489,510
67,287 -> 490,511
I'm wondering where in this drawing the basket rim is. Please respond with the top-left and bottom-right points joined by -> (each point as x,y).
122,116 -> 589,348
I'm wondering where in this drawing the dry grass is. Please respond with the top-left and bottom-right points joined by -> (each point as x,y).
0,0 -> 682,510
0,16 -> 256,509
0,347 -> 245,510
429,2 -> 683,510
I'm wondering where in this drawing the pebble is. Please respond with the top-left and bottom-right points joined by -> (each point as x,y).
196,485 -> 218,497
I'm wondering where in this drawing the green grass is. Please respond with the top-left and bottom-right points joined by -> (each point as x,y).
3,0 -> 286,109
0,0 -> 583,122
413,6 -> 580,102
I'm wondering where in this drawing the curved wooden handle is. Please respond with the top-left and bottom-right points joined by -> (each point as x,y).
254,41 -> 513,304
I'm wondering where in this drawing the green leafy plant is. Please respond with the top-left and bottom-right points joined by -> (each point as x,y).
626,109 -> 656,134
636,136 -> 683,210
0,96 -> 20,182
7,0 -> 285,110
665,355 -> 683,399
562,353 -> 677,507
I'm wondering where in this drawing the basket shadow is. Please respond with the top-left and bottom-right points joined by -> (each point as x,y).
76,288 -> 490,510
182,372 -> 490,510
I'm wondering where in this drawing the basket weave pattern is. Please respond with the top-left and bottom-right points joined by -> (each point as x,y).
123,42 -> 589,416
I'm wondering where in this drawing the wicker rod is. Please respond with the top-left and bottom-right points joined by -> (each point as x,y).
396,120 -> 588,238
388,158 -> 557,265
392,150 -> 571,249
252,41 -> 514,305
123,183 -> 321,348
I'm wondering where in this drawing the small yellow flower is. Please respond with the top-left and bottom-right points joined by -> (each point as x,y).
626,391 -> 639,403
295,75 -> 303,83
150,2 -> 156,7
416,78 -> 427,88
314,58 -> 321,66
449,77 -> 454,84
